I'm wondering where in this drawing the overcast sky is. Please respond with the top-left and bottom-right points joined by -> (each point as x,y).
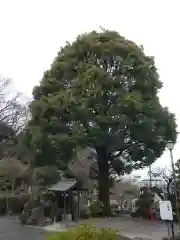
0,0 -> 179,173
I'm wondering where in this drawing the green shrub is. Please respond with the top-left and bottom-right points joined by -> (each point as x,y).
7,193 -> 31,213
0,194 -> 6,214
80,201 -> 104,219
24,194 -> 40,210
135,192 -> 153,219
19,210 -> 30,225
80,207 -> 91,219
0,192 -> 31,215
46,224 -> 117,240
89,201 -> 103,217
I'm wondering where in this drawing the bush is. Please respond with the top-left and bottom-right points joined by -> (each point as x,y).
0,194 -> 6,214
80,201 -> 103,219
8,193 -> 32,214
89,201 -> 103,217
19,210 -> 30,225
0,192 -> 31,215
46,224 -> 117,240
135,192 -> 153,219
23,195 -> 40,211
80,207 -> 91,219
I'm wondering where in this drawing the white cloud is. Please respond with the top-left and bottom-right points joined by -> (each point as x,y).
0,0 -> 179,169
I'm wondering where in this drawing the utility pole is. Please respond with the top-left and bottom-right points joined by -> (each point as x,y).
170,149 -> 180,226
167,140 -> 180,226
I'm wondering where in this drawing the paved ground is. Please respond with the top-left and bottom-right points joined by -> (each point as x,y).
44,217 -> 180,240
0,217 -> 46,240
0,216 -> 179,240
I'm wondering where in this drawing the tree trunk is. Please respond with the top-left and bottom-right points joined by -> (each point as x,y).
12,176 -> 15,194
5,191 -> 9,214
167,179 -> 172,196
96,147 -> 110,216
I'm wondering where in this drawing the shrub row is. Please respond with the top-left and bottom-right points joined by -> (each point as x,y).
0,192 -> 31,215
47,224 -> 117,240
80,201 -> 103,219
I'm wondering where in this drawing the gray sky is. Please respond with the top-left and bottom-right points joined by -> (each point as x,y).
0,0 -> 179,171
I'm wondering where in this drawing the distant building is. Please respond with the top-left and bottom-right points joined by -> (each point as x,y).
128,172 -> 167,192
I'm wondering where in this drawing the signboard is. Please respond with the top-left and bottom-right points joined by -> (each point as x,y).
159,200 -> 173,221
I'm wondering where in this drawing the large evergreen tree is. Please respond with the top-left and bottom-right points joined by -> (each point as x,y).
27,30 -> 177,215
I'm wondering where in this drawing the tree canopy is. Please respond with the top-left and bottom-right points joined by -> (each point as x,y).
0,157 -> 27,193
26,30 -> 177,215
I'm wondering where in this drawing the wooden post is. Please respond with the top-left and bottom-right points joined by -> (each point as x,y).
63,193 -> 66,221
77,192 -> 80,219
171,221 -> 175,240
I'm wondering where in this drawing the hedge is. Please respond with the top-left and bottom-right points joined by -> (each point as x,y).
47,224 -> 117,240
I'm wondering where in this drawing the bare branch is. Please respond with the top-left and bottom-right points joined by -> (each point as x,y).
0,76 -> 29,138
151,167 -> 172,183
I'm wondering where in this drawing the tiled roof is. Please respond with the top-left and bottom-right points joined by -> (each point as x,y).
48,179 -> 77,192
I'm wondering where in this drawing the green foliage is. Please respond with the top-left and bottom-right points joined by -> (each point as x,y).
80,206 -> 92,219
0,127 -> 16,160
7,193 -> 31,213
19,210 -> 29,225
0,158 -> 27,193
20,193 -> 48,225
23,194 -> 40,211
80,201 -> 104,219
29,30 -> 177,169
89,200 -> 103,217
22,121 -> 75,168
26,30 -> 177,215
0,193 -> 31,214
46,224 -> 117,240
0,123 -> 14,159
136,189 -> 153,218
0,122 -> 14,142
32,166 -> 60,187
0,193 -> 7,214
175,158 -> 180,179
14,130 -> 34,164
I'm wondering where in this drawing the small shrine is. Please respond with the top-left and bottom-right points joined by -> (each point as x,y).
48,179 -> 87,222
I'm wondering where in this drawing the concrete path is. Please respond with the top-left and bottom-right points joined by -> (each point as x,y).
0,217 -> 46,240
